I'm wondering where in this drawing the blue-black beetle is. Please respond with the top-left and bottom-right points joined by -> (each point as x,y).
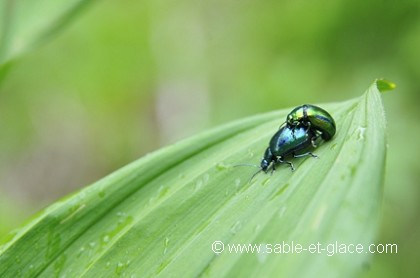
260,125 -> 318,173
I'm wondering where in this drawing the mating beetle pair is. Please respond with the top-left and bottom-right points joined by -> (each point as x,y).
259,104 -> 336,174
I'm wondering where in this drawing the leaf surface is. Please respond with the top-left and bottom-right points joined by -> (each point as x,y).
0,81 -> 390,277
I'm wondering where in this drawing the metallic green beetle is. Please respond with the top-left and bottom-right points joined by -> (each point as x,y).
286,104 -> 336,141
260,125 -> 318,172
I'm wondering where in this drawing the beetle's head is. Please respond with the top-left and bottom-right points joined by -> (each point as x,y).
261,148 -> 274,172
260,158 -> 270,172
286,113 -> 298,126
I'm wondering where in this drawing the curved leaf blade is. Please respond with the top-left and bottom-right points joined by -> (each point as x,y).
0,0 -> 97,67
0,81 -> 388,277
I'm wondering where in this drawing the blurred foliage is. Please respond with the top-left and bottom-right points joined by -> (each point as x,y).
0,0 -> 419,277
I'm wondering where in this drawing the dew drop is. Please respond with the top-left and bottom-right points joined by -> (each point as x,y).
77,246 -> 85,258
163,237 -> 170,255
230,221 -> 242,234
194,179 -> 203,192
115,260 -> 131,276
102,235 -> 110,243
158,186 -> 169,199
254,224 -> 261,234
256,245 -> 268,263
350,165 -> 357,177
270,183 -> 289,200
116,262 -> 125,276
98,189 -> 106,198
234,178 -> 241,188
278,206 -> 287,217
216,162 -> 229,171
203,173 -> 210,183
357,126 -> 366,141
262,177 -> 271,186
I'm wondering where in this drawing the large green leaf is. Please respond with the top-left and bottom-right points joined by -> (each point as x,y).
0,0 -> 98,67
0,80 -> 391,277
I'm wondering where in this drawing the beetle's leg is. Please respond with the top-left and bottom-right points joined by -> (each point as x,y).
294,152 -> 318,159
305,121 -> 312,132
311,133 -> 320,148
309,130 -> 320,148
284,160 -> 295,171
269,162 -> 276,175
311,138 -> 317,148
295,122 -> 312,140
278,157 -> 295,171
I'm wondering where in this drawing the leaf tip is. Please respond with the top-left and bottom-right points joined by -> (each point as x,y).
375,79 -> 396,93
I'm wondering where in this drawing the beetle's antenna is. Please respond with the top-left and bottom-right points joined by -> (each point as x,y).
234,163 -> 260,168
234,163 -> 264,183
278,121 -> 287,129
249,168 -> 263,183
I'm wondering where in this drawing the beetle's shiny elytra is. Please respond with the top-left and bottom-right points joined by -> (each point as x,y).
236,104 -> 335,181
286,104 -> 336,140
260,125 -> 318,172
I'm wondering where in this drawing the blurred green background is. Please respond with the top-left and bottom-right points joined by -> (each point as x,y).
0,0 -> 419,276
